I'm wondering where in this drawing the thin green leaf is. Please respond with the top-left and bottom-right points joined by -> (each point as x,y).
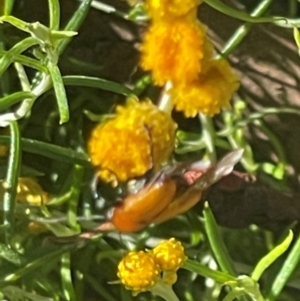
0,136 -> 90,167
46,190 -> 73,206
2,121 -> 21,243
1,245 -> 73,284
266,233 -> 300,301
73,246 -> 96,301
57,0 -> 92,55
293,26 -> 300,56
4,0 -> 14,15
183,259 -> 236,283
51,30 -> 77,39
61,252 -> 76,301
261,162 -> 285,180
203,202 -> 237,276
35,279 -> 61,301
0,91 -> 35,112
132,75 -> 151,96
0,244 -> 22,265
236,107 -> 300,128
90,1 -> 126,18
199,113 -> 216,162
252,230 -> 293,282
63,75 -> 133,96
85,275 -> 118,301
2,286 -> 53,301
0,164 -> 43,180
67,165 -> 84,231
293,26 -> 300,47
44,223 -> 80,237
221,0 -> 273,57
204,0 -> 284,24
48,64 -> 69,124
0,15 -> 30,32
0,50 -> 47,72
48,0 -> 60,30
0,37 -> 38,77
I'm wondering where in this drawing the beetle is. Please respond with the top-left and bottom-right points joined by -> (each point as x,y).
91,149 -> 244,233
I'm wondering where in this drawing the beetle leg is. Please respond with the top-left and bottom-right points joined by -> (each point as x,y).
79,221 -> 117,238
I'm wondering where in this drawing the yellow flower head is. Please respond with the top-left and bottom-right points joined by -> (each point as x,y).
141,19 -> 213,86
27,221 -> 48,235
172,59 -> 240,117
88,98 -> 176,185
152,238 -> 187,272
16,177 -> 49,206
118,251 -> 160,292
146,0 -> 202,20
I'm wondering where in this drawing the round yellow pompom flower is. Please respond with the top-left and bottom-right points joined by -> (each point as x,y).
141,19 -> 213,86
0,177 -> 49,207
172,59 -> 240,117
27,221 -> 48,235
88,99 -> 176,185
152,238 -> 187,272
118,251 -> 160,292
146,0 -> 202,21
16,177 -> 49,206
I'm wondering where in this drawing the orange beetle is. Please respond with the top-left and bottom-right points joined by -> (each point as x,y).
97,149 -> 243,233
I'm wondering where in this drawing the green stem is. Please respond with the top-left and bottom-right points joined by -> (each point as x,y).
57,0 -> 92,55
61,252 -> 76,301
152,280 -> 180,301
0,49 -> 47,72
63,75 -> 132,96
0,37 -> 38,77
204,0 -> 282,24
158,81 -> 173,114
0,135 -> 90,167
251,231 -> 293,282
203,203 -> 237,276
266,234 -> 300,301
48,0 -> 60,30
90,0 -> 126,18
221,0 -> 274,57
238,107 -> 300,127
0,73 -> 51,127
183,259 -> 236,283
48,63 -> 69,124
3,121 -> 21,244
199,113 -> 216,162
4,0 -> 14,14
67,165 -> 84,231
